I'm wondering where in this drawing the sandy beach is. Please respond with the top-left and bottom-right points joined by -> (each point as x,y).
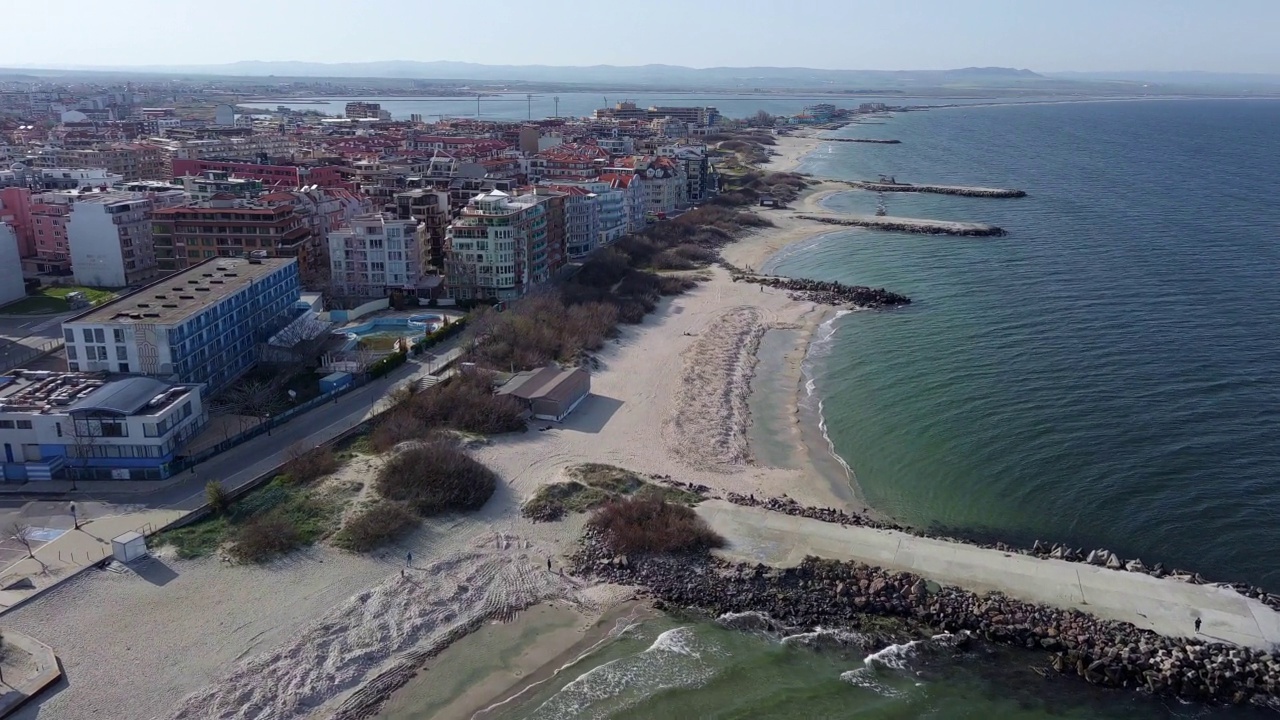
3,129 -> 851,720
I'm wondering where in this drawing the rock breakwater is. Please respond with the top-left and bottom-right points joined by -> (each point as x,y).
731,274 -> 911,309
797,214 -> 1007,237
573,539 -> 1280,708
843,180 -> 1027,198
825,138 -> 902,144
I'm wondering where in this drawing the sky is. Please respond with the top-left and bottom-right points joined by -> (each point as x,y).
2,0 -> 1278,74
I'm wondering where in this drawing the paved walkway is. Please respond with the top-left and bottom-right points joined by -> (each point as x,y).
697,500 -> 1280,651
0,508 -> 185,610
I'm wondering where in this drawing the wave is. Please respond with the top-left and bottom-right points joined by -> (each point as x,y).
801,309 -> 857,484
780,627 -> 869,651
714,610 -> 788,634
521,626 -> 717,719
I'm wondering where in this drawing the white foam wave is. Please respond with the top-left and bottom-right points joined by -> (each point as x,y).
799,309 -> 857,483
780,627 -> 868,649
863,639 -> 925,670
715,610 -> 783,634
839,667 -> 907,698
522,626 -> 716,719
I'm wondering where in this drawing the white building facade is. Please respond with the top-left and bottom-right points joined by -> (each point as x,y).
67,192 -> 159,288
0,223 -> 25,307
327,214 -> 426,300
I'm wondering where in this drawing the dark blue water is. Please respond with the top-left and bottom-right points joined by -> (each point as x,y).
768,99 -> 1280,589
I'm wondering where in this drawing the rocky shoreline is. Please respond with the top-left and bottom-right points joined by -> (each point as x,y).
572,535 -> 1280,708
842,180 -> 1027,198
825,138 -> 903,144
730,273 -> 911,309
798,213 -> 1007,237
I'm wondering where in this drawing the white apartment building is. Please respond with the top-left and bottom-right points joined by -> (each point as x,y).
0,224 -> 25,307
0,371 -> 206,481
327,214 -> 426,300
445,190 -> 549,301
39,168 -> 125,189
67,190 -> 185,288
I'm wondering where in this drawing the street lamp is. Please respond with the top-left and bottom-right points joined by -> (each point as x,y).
69,501 -> 79,530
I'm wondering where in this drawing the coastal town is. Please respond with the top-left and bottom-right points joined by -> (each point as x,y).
0,78 -> 1277,720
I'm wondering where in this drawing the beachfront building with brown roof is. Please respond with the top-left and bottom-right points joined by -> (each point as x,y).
149,195 -> 313,274
497,365 -> 591,422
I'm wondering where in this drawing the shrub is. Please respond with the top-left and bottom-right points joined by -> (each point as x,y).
567,463 -> 645,493
587,497 -> 726,556
368,349 -> 407,378
282,443 -> 340,484
226,514 -> 301,563
370,408 -> 432,453
206,481 -> 230,515
402,369 -> 527,435
375,442 -> 499,516
521,481 -> 611,522
334,500 -> 419,552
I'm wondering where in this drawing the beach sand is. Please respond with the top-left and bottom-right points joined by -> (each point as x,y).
3,129 -> 853,720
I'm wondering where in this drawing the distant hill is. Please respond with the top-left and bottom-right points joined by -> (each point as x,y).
13,60 -> 1057,90
1048,71 -> 1280,89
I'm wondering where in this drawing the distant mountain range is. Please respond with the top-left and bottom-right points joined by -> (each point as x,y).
5,61 -> 1279,93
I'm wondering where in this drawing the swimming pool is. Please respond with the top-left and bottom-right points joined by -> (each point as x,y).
335,314 -> 446,351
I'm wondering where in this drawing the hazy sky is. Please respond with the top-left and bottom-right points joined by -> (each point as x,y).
3,0 -> 1278,73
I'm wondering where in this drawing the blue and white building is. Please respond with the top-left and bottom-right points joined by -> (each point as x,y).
0,370 -> 206,481
62,256 -> 300,394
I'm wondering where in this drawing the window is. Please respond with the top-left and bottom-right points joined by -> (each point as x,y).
0,420 -> 13,429
116,346 -> 127,360
94,329 -> 105,344
118,363 -> 130,373
67,345 -> 77,360
113,328 -> 125,343
16,420 -> 31,429
64,329 -> 74,343
55,422 -> 62,437
68,362 -> 79,372
82,329 -> 93,343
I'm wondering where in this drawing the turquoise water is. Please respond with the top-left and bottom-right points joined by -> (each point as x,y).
491,615 -> 1264,719
772,99 -> 1280,590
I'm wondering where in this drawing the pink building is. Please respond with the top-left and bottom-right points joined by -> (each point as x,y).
170,158 -> 345,190
0,187 -> 34,257
27,200 -> 71,274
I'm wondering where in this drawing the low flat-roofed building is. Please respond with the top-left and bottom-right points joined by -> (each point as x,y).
497,365 -> 591,422
0,370 -> 206,481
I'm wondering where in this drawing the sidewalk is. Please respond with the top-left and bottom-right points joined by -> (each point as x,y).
0,508 -> 185,611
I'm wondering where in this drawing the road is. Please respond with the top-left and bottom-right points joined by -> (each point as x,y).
697,499 -> 1280,651
0,311 -> 72,371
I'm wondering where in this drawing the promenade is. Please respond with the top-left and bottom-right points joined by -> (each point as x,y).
697,500 -> 1280,651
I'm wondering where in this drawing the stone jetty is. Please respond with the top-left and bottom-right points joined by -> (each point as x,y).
798,213 -> 1006,237
731,273 -> 910,309
825,138 -> 902,144
844,180 -> 1027,198
574,534 -> 1280,709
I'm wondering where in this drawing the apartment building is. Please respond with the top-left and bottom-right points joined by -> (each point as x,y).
62,257 -> 300,393
344,102 -> 387,120
326,214 -> 425,301
0,371 -> 206,481
445,190 -> 549,301
171,158 -> 345,190
66,191 -> 167,288
33,143 -> 166,181
0,187 -> 33,256
0,224 -> 25,306
386,189 -> 450,268
150,196 -> 311,273
538,185 -> 601,257
174,170 -> 265,201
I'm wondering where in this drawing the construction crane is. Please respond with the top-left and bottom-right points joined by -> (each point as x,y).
553,96 -> 560,118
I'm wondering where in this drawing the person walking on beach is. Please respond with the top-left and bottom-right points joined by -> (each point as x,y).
406,551 -> 412,567
1195,617 -> 1202,634
547,556 -> 552,572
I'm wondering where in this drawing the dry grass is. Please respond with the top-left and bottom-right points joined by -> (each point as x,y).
588,497 -> 726,556
333,500 -> 419,552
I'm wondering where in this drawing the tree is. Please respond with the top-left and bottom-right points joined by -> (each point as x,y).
749,110 -> 777,128
9,522 -> 46,571
223,378 -> 279,433
66,414 -> 100,487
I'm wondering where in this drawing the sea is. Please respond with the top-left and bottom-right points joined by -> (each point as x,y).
388,98 -> 1280,718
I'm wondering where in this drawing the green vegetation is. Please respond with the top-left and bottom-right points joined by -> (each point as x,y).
522,463 -> 701,522
367,349 -> 408,378
588,497 -> 726,556
157,460 -> 349,562
0,285 -> 117,315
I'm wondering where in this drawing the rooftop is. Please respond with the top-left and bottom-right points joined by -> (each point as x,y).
0,371 -> 194,416
69,256 -> 295,327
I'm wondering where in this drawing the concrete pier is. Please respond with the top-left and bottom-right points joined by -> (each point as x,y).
697,500 -> 1280,651
797,213 -> 1006,237
844,180 -> 1027,198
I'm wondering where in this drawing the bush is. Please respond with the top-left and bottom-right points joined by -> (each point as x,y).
399,369 -> 527,435
334,500 -> 419,552
521,481 -> 611,522
368,349 -> 407,378
467,293 -> 616,370
588,497 -> 726,556
376,442 -> 499,516
206,481 -> 229,515
370,408 -> 432,453
226,514 -> 301,563
282,443 -> 340,484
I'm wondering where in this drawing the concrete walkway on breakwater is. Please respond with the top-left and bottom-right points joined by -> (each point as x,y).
697,500 -> 1280,651
798,213 -> 1005,237
843,180 -> 1026,198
